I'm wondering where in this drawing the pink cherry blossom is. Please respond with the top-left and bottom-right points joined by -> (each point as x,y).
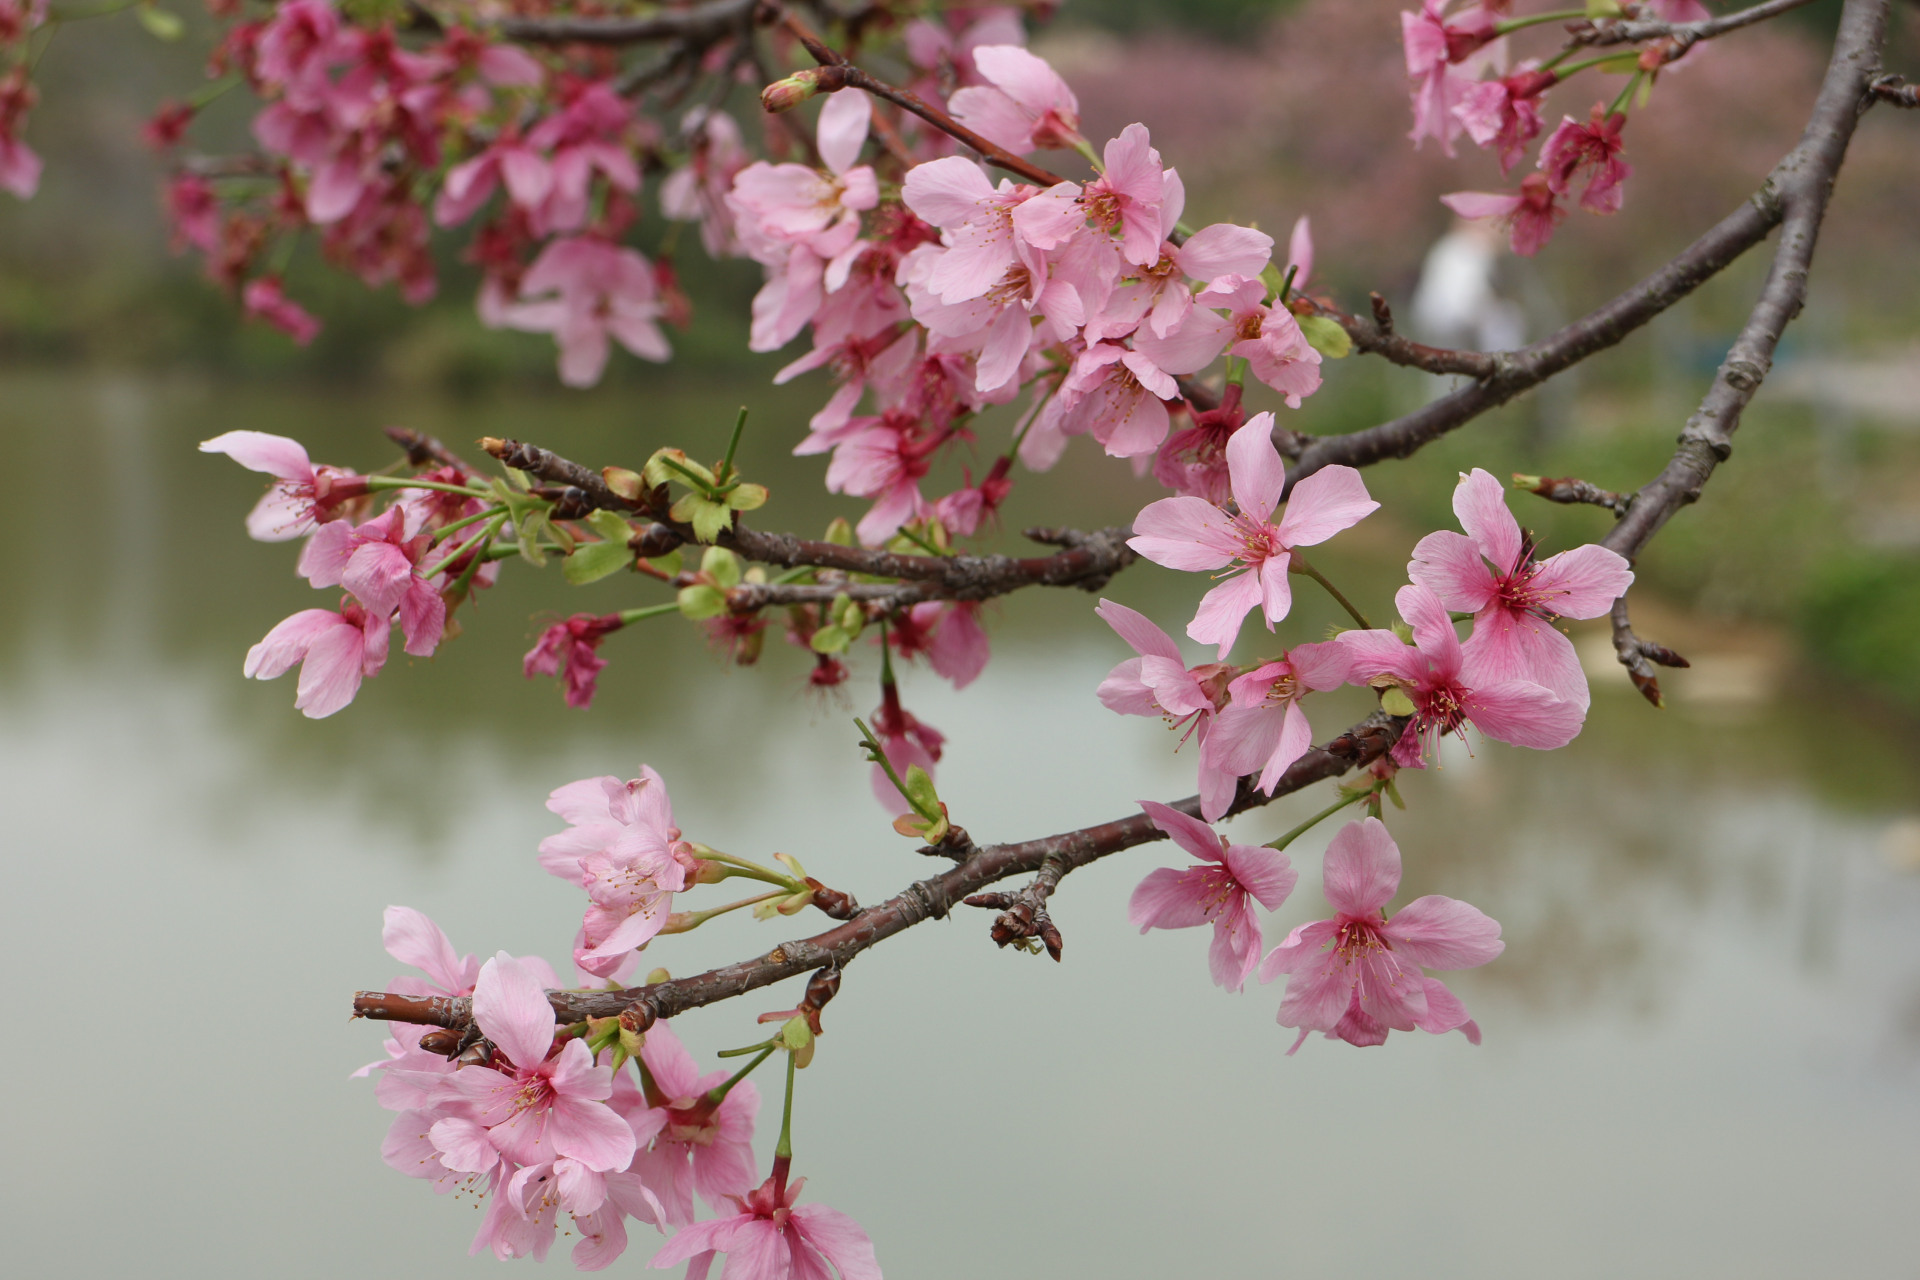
948,44 -> 1087,155
299,506 -> 446,656
199,429 -> 367,541
243,600 -> 388,718
1261,817 -> 1503,1052
241,276 -> 322,345
524,612 -> 626,709
661,107 -> 749,257
1094,599 -> 1240,821
1203,640 -> 1354,797
1131,800 -> 1298,991
1440,172 -> 1565,256
1337,581 -> 1585,768
498,236 -> 670,387
622,1021 -> 760,1227
648,1169 -> 881,1280
1193,275 -> 1323,406
0,68 -> 41,200
1129,418 -> 1378,658
1409,468 -> 1632,710
437,952 -> 637,1172
1454,67 -> 1556,174
1285,214 -> 1313,291
1402,0 -> 1497,155
1082,123 -> 1171,267
869,691 -> 944,814
433,134 -> 553,227
1539,104 -> 1631,214
895,600 -> 991,690
537,769 -> 690,977
380,905 -> 480,998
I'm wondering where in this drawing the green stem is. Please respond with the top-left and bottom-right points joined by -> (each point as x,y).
420,512 -> 507,581
365,475 -> 488,498
774,1046 -> 797,1161
1493,8 -> 1589,34
659,454 -> 719,496
188,73 -> 241,110
876,618 -> 895,687
1265,788 -> 1369,852
617,601 -> 682,625
1277,262 -> 1299,305
718,406 -> 750,482
1287,551 -> 1373,630
1223,355 -> 1247,388
1551,50 -> 1635,78
895,525 -> 947,557
706,1046 -> 777,1103
855,717 -> 913,807
429,505 -> 505,545
1606,69 -> 1643,117
666,890 -> 786,932
716,1036 -> 781,1058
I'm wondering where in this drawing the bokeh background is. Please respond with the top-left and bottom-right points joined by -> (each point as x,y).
4,2 -> 1919,1277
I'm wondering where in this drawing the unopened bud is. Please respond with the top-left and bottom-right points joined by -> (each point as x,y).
645,967 -> 671,986
761,69 -> 829,113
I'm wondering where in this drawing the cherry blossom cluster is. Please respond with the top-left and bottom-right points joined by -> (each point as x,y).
362,769 -> 879,1275
1103,438 -> 1630,1047
0,0 -> 43,201
1402,0 -> 1708,255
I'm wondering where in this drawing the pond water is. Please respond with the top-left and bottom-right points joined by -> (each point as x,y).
3,368 -> 1917,1279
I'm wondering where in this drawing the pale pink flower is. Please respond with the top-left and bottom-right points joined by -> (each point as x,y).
499,236 -> 670,387
199,429 -> 366,541
1194,275 -> 1323,406
1131,800 -> 1297,992
241,276 -> 322,345
622,1022 -> 760,1227
537,769 -> 690,977
1056,341 -> 1185,458
1285,215 -> 1313,291
379,905 -> 480,998
902,600 -> 991,690
949,44 -> 1087,155
299,506 -> 446,657
1539,104 -> 1631,214
1402,0 -> 1497,155
869,694 -> 944,813
1337,582 -> 1585,768
648,1170 -> 881,1280
1094,221 -> 1273,341
1094,599 -> 1239,821
1454,67 -> 1556,174
436,952 -> 637,1172
1409,468 -> 1632,710
1261,817 -> 1503,1052
1129,418 -> 1378,658
1440,172 -> 1565,256
1082,123 -> 1171,267
660,108 -> 749,257
1203,640 -> 1354,797
899,156 -> 1065,307
243,601 -> 388,718
524,612 -> 625,709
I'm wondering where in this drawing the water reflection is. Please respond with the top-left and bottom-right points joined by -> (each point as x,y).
2,372 -> 1917,1278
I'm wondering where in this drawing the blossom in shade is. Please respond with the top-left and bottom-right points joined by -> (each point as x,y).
434,953 -> 637,1170
622,1022 -> 759,1226
1093,598 -> 1239,819
1131,800 -> 1298,992
948,44 -> 1087,155
1261,817 -> 1503,1052
1410,468 -> 1632,710
868,694 -> 945,813
1203,641 -> 1354,798
298,506 -> 446,657
0,67 -> 42,199
537,769 -> 690,977
241,276 -> 322,345
524,613 -> 625,709
1454,67 -> 1557,174
1440,173 -> 1564,256
1129,417 -> 1378,658
199,429 -> 366,541
1539,104 -> 1631,214
1337,582 -> 1585,768
243,601 -> 388,718
647,1169 -> 881,1280
499,236 -> 671,387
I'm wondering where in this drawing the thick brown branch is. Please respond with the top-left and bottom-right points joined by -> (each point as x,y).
352,712 -> 1404,1031
1302,295 -> 1498,378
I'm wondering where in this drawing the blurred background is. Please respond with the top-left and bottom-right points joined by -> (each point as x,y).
3,1 -> 1919,1277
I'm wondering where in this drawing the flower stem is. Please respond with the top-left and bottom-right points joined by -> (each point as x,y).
774,1045 -> 797,1164
1606,70 -> 1643,118
877,617 -> 896,687
1287,551 -> 1373,630
421,512 -> 507,581
617,601 -> 682,625
429,504 -> 505,545
1493,8 -> 1589,35
1265,788 -> 1368,852
854,716 -> 915,809
364,474 -> 486,499
661,890 -> 786,933
718,406 -> 750,482
706,1045 -> 777,1103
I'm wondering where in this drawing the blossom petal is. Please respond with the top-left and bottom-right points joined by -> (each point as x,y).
1320,817 -> 1401,917
1094,599 -> 1183,661
1463,678 -> 1584,750
1527,542 -> 1635,618
1188,571 -> 1263,659
1128,497 -> 1238,570
1139,799 -> 1224,863
1275,464 -> 1377,548
1396,582 -> 1463,675
1222,843 -> 1297,911
1409,529 -> 1497,612
790,1205 -> 883,1280
900,155 -> 995,228
1256,700 -> 1315,794
471,952 -> 557,1071
199,430 -> 311,480
1226,413 -> 1286,523
1288,639 -> 1353,691
1260,917 -> 1338,979
383,906 -> 468,993
1454,467 -> 1522,570
549,1095 -> 639,1172
1129,867 -> 1214,931
816,90 -> 872,175
1335,628 -> 1424,685
1385,894 -> 1505,970
1414,976 -> 1480,1039
1461,611 -> 1590,709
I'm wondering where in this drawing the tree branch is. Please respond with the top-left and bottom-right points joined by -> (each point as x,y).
494,0 -> 760,47
1300,293 -> 1499,378
352,711 -> 1405,1031
1571,0 -> 1820,57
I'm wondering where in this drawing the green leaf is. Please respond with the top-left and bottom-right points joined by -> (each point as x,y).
137,5 -> 185,39
563,537 -> 633,585
1380,687 -> 1417,718
677,584 -> 727,620
646,549 -> 682,577
823,517 -> 854,546
700,545 -> 742,589
1584,0 -> 1624,16
586,509 -> 632,541
727,482 -> 768,512
1595,52 -> 1641,73
672,492 -> 731,543
1298,314 -> 1353,359
809,624 -> 850,655
1259,262 -> 1288,300
603,466 -> 646,503
515,508 -> 550,566
901,765 -> 942,821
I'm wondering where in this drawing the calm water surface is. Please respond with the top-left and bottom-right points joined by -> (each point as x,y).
3,370 -> 1917,1279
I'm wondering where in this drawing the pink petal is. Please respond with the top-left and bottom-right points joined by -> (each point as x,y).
1413,976 -> 1479,1038
816,90 -> 872,175
900,155 -> 995,228
948,85 -> 1037,153
638,1021 -> 703,1098
1461,609 -> 1590,709
1462,678 -> 1584,749
1453,467 -> 1522,570
1274,465 -> 1378,547
1097,658 -> 1161,717
1095,599 -> 1182,662
1396,582 -> 1462,674
1527,542 -> 1634,618
1127,496 -> 1238,570
1321,817 -> 1401,917
789,1205 -> 883,1280
1409,529 -> 1497,612
1384,894 -> 1505,970
430,1116 -> 502,1174
471,952 -> 557,1071
343,542 -> 416,617
1286,214 -> 1314,289
1139,655 -> 1211,718
1257,554 -> 1293,628
1188,570 -> 1263,659
1256,700 -> 1315,793
1288,639 -> 1353,691
199,430 -> 312,480
1439,190 -> 1524,220
1139,799 -> 1224,864
1175,222 -> 1274,281
1335,628 -> 1424,684
1129,866 -> 1213,932
1225,413 -> 1286,523
549,1095 -> 639,1172
1354,948 -> 1428,1031
1259,917 -> 1337,979
291,621 -> 375,718
972,44 -> 1077,117
1222,843 -> 1297,911
1207,703 -> 1282,777
382,906 -> 467,993
243,609 -> 344,680
1274,953 -> 1352,1034
1208,899 -> 1264,991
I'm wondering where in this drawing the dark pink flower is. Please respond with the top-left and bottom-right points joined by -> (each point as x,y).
1094,599 -> 1239,820
1440,172 -> 1565,256
1409,467 -> 1633,710
524,613 -> 625,708
1337,582 -> 1585,768
647,1168 -> 881,1280
1453,67 -> 1556,174
1131,801 -> 1298,991
1402,0 -> 1498,155
622,1022 -> 760,1227
1539,104 -> 1631,214
498,236 -> 670,387
298,506 -> 446,657
1262,817 -> 1503,1052
241,276 -> 322,345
